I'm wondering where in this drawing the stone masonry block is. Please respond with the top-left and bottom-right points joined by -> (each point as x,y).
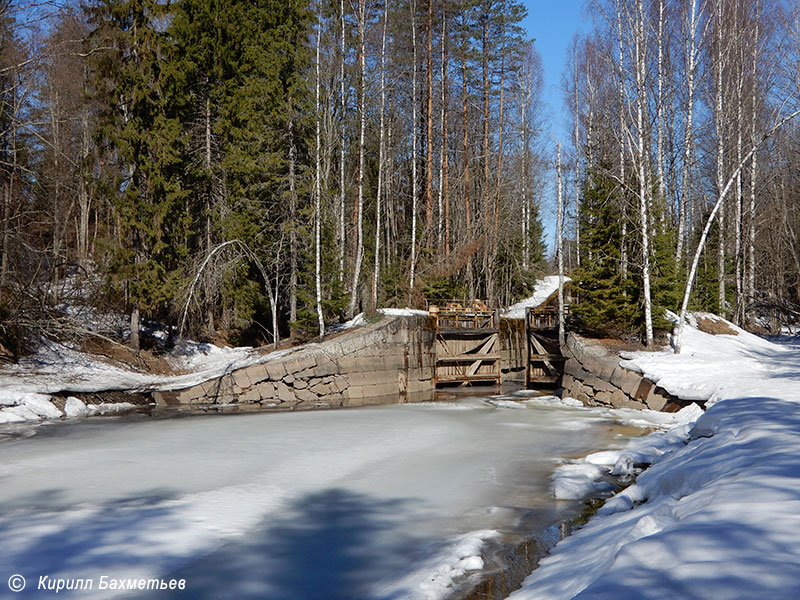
239,388 -> 261,404
265,361 -> 287,381
295,388 -> 318,403
276,380 -> 296,402
609,366 -> 645,398
255,381 -> 275,400
231,369 -> 252,390
645,387 -> 668,411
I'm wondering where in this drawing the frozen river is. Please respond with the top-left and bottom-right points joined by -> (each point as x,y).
0,394 -> 642,599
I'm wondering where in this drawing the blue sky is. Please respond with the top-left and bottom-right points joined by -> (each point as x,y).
521,1 -> 590,140
520,2 -> 591,251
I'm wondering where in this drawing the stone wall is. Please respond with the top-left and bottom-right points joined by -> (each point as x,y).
153,314 -> 436,410
560,333 -> 686,412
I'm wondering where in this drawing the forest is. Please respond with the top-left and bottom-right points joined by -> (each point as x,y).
1,0 -> 800,356
566,0 -> 800,348
0,0 -> 549,353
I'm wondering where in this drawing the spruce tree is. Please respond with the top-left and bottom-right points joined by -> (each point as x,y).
88,0 -> 190,348
572,168 -> 637,336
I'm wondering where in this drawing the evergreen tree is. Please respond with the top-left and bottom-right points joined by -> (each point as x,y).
572,168 -> 637,336
88,0 -> 190,348
169,0 -> 312,341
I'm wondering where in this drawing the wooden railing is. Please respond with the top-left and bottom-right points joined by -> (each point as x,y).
428,299 -> 497,330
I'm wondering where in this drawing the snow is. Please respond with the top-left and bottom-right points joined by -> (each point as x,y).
64,396 -> 89,419
509,317 -> 800,600
0,338 -> 300,425
379,307 -> 429,317
0,398 -> 649,599
619,311 -> 799,407
549,403 -> 703,501
502,275 -> 571,319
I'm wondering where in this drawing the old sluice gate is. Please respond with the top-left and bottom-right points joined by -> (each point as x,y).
427,297 -> 569,389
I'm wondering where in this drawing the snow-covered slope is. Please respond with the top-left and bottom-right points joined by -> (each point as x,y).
0,339 -> 299,423
502,276 -> 570,319
509,317 -> 800,600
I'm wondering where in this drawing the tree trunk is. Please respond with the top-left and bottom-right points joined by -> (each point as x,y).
130,304 -> 140,352
348,0 -> 366,318
425,0 -> 434,240
677,0 -> 699,265
715,0 -> 726,318
634,0 -> 653,346
616,0 -> 627,283
372,2 -> 388,312
438,6 -> 448,253
573,37 -> 580,267
410,0 -> 419,292
490,16 -> 507,304
288,116 -> 298,330
556,140 -> 566,348
338,0 -> 346,284
315,1 -> 325,337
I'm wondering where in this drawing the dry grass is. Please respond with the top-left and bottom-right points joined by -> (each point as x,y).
81,337 -> 179,375
696,315 -> 739,336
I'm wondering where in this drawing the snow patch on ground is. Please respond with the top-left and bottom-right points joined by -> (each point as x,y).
502,276 -> 571,319
379,307 -> 429,317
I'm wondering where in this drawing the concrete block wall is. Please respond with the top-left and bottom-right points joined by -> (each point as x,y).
560,333 -> 686,412
153,315 -> 436,410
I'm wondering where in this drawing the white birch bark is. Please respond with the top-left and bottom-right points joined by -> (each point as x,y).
634,0 -> 654,345
315,1 -> 325,337
556,140 -> 566,348
735,40 -> 744,325
372,3 -> 388,312
616,0 -> 628,281
715,0 -> 726,318
677,0 -> 701,264
338,0 -> 346,284
348,0 -> 366,318
521,55 -> 531,270
410,0 -> 419,291
747,2 -> 760,316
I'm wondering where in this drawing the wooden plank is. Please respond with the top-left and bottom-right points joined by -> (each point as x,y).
465,333 -> 498,378
527,375 -> 560,383
529,354 -> 566,361
438,374 -> 498,384
438,354 -> 500,362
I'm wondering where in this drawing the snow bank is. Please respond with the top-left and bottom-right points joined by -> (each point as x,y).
64,396 -> 89,418
511,398 -> 800,600
0,337 -> 296,402
550,404 -> 703,501
620,312 -> 800,407
0,392 -> 62,423
502,276 -> 571,319
510,317 -> 800,600
379,307 -> 429,317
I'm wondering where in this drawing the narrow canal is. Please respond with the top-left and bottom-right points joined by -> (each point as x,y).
0,392 -> 643,599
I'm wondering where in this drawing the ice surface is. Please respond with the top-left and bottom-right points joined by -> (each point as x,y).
0,400 -> 648,599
